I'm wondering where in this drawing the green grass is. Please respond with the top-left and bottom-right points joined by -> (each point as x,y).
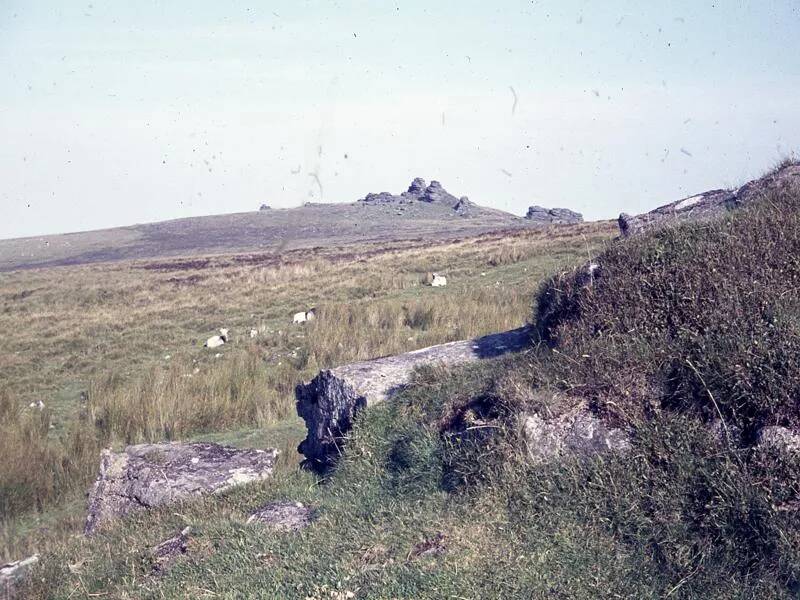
18,363 -> 800,598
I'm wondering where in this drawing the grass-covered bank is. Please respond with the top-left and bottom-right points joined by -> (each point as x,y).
18,362 -> 800,598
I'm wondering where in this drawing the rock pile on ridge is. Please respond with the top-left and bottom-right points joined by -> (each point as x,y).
525,206 -> 584,224
360,178 -> 471,212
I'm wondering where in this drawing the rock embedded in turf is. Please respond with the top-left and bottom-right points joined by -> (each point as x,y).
521,404 -> 630,463
84,442 -> 279,534
247,501 -> 316,531
619,161 -> 800,236
0,554 -> 38,599
151,527 -> 192,574
757,426 -> 800,454
296,327 -> 532,469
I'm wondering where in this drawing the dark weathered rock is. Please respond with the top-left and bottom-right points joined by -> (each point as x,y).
525,206 -> 583,224
420,180 -> 459,207
151,527 -> 191,574
453,196 -> 474,216
407,177 -> 427,196
521,404 -> 630,463
247,501 -> 316,531
259,204 -> 271,211
84,442 -> 278,534
0,555 -> 38,599
296,328 -> 532,468
619,161 -> 800,236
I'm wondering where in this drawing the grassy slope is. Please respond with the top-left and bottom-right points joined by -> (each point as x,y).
1,222 -> 613,564
0,198 -> 531,272
18,173 -> 800,598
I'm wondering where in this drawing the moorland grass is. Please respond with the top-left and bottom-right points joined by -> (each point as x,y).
20,175 -> 800,598
0,223 -> 613,562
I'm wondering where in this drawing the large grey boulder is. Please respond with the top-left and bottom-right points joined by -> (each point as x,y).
521,404 -> 630,463
1,555 -> 38,599
619,161 -> 800,236
296,327 -> 532,468
525,206 -> 583,224
84,442 -> 278,534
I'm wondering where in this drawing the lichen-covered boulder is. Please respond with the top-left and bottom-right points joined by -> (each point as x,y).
84,442 -> 278,534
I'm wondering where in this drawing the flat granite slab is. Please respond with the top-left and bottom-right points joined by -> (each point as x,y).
84,442 -> 279,534
296,327 -> 532,468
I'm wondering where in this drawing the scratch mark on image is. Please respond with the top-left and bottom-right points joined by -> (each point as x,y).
680,147 -> 693,157
500,169 -> 513,177
509,86 -> 518,115
308,172 -> 323,198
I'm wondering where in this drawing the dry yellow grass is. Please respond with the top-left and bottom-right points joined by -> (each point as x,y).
0,221 -> 615,561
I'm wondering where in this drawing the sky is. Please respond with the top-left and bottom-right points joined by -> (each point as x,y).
0,1 -> 798,240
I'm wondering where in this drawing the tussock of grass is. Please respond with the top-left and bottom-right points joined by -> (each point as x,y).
0,392 -> 99,536
87,350 -> 297,444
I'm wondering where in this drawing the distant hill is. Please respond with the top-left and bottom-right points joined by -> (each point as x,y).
0,179 -> 577,272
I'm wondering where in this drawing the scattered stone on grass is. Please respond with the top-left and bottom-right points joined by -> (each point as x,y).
85,442 -> 278,534
247,501 -> 316,531
151,527 -> 191,574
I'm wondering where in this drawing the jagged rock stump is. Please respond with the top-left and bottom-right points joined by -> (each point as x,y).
296,327 -> 532,468
151,527 -> 192,574
84,442 -> 278,534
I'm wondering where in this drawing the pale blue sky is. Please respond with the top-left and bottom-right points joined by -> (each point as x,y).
1,1 -> 798,239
